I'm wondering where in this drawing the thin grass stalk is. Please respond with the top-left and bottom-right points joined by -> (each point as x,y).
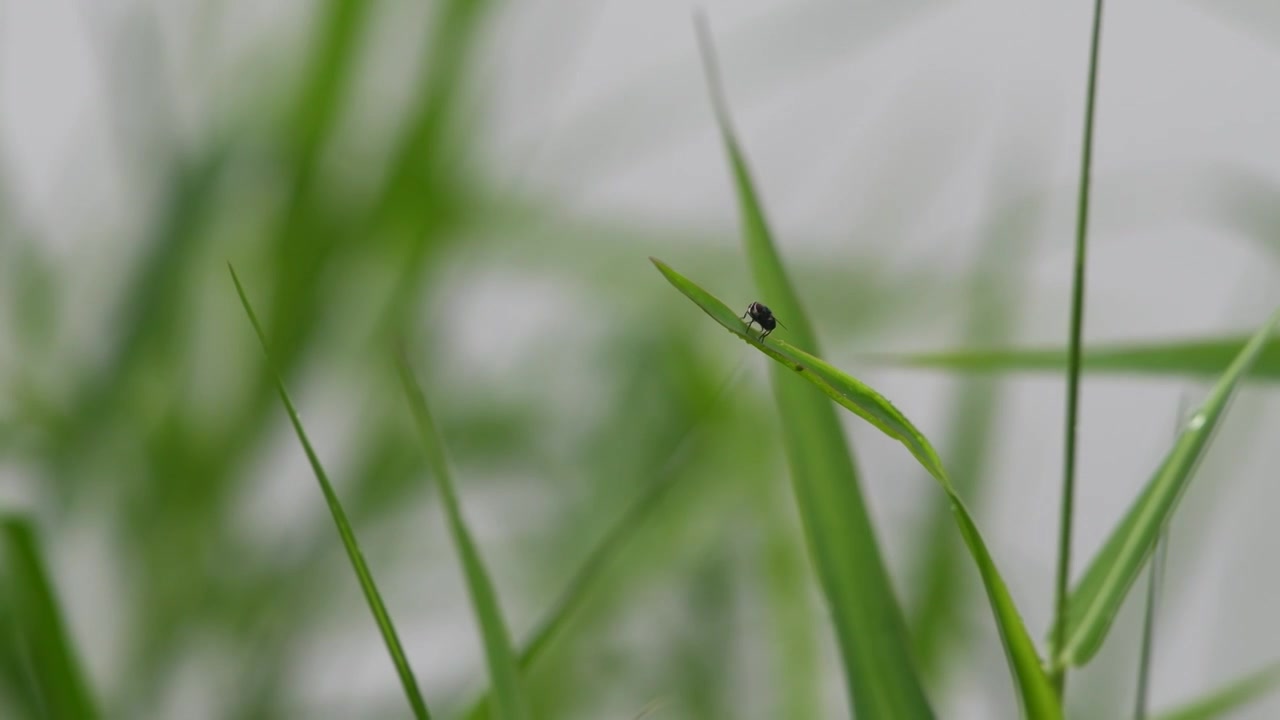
1134,398 -> 1186,717
229,265 -> 432,720
395,349 -> 532,720
1134,532 -> 1166,719
1052,0 -> 1107,695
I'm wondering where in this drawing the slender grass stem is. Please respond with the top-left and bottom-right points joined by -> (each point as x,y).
1134,398 -> 1182,718
1052,0 -> 1106,696
230,265 -> 432,720
1134,532 -> 1166,719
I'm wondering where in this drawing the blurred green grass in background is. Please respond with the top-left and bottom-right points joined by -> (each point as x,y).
6,1 -> 1280,718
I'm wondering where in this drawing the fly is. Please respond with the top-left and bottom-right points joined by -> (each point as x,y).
742,301 -> 785,339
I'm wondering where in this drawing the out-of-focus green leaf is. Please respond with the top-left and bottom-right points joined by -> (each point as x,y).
396,353 -> 532,720
0,586 -> 42,718
230,265 -> 432,720
652,257 -> 1061,718
1050,307 -> 1280,668
56,151 -> 224,457
1133,403 -> 1184,719
1151,661 -> 1280,720
5,241 -> 58,351
459,471 -> 682,720
289,0 -> 371,161
868,336 -> 1280,380
460,343 -> 739,720
1,515 -> 99,720
908,168 -> 1039,679
757,501 -> 823,717
366,0 -> 494,255
1133,531 -> 1167,719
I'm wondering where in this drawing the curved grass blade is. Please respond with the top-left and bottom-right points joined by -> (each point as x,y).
653,257 -> 948,483
908,191 -> 1035,679
396,352 -> 532,720
910,383 -> 1000,679
1,515 -> 99,720
867,336 -> 1280,380
457,468 -> 679,720
1151,661 -> 1280,720
695,15 -> 934,718
696,16 -> 1058,716
1050,306 -> 1280,669
229,265 -> 431,720
652,257 -> 1062,718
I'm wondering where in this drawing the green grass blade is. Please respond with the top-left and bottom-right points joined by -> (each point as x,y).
1050,306 -> 1280,668
759,482 -> 823,720
457,477 -> 678,720
458,366 -> 741,720
694,15 -> 934,718
0,590 -> 44,719
908,234 -> 1029,679
652,258 -> 947,482
1135,401 -> 1183,720
1,515 -> 99,720
1052,0 -> 1106,695
1151,661 -> 1280,720
865,336 -> 1280,380
947,505 -> 1062,719
395,353 -> 532,720
1133,532 -> 1166,719
459,443 -> 693,720
289,0 -> 371,162
652,257 -> 1062,718
228,265 -> 432,720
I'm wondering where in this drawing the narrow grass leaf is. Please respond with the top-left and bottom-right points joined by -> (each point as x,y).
290,0 -> 371,159
1051,306 -> 1280,668
0,590 -> 45,719
396,353 -> 532,720
1151,661 -> 1280,720
868,336 -> 1280,380
1134,400 -> 1185,719
695,16 -> 934,718
460,364 -> 741,720
1,515 -> 99,720
460,437 -> 696,720
653,257 -> 946,483
1051,0 -> 1105,695
1133,532 -> 1166,719
229,264 -> 432,720
696,16 -> 1059,716
652,257 -> 1062,718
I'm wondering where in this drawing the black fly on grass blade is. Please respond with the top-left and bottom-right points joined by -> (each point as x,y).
741,301 -> 785,339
